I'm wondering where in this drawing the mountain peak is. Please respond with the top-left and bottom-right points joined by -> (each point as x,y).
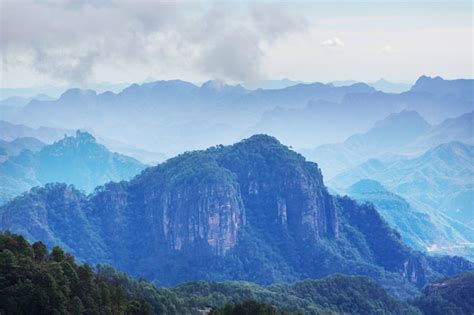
411,76 -> 473,99
201,79 -> 227,91
423,141 -> 473,163
373,110 -> 430,130
240,134 -> 282,146
59,88 -> 97,101
348,179 -> 387,195
74,130 -> 97,143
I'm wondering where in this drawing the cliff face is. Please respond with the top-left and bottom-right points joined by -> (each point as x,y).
214,135 -> 338,242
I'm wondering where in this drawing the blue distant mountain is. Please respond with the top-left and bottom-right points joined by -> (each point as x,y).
3,76 -> 470,156
2,79 -> 377,154
0,93 -> 54,107
0,120 -> 74,143
411,75 -> 474,100
0,137 -> 45,162
331,78 -> 412,93
330,142 -> 474,231
347,179 -> 474,259
301,110 -> 473,179
0,130 -> 146,204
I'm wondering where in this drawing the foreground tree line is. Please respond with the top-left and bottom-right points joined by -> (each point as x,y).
0,232 -> 472,314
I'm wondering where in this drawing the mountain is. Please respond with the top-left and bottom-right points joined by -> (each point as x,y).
243,78 -> 303,90
0,120 -> 165,164
0,120 -> 74,143
330,142 -> 474,231
250,80 -> 472,151
406,111 -> 474,154
346,180 -> 474,259
302,110 -> 474,179
9,232 -> 473,315
0,94 -> 54,107
300,110 -> 432,178
411,75 -> 474,101
1,135 -> 471,297
330,79 -> 411,93
0,130 -> 146,204
0,137 -> 45,161
369,79 -> 412,94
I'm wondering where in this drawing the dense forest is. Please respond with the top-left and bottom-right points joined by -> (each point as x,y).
1,232 -> 472,314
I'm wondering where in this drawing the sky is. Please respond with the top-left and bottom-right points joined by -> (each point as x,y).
0,0 -> 472,89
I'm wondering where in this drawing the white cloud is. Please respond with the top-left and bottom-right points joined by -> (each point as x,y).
378,45 -> 393,54
0,1 -> 307,85
321,37 -> 344,47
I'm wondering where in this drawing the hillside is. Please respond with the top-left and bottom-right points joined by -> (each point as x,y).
1,135 -> 471,297
2,232 -> 473,314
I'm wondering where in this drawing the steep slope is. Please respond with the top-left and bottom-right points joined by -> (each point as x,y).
0,130 -> 146,204
1,135 -> 471,297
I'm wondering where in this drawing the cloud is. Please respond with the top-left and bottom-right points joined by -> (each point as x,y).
378,45 -> 393,54
321,37 -> 344,47
0,1 -> 308,84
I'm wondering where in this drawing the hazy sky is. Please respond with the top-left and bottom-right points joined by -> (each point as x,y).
1,0 -> 472,88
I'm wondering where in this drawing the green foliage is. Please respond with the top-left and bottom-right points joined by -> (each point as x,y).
1,232 -> 472,314
210,300 -> 296,315
413,272 -> 474,315
0,232 -> 153,315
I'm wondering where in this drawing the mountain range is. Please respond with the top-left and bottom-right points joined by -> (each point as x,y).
0,137 -> 45,162
1,135 -> 471,297
243,77 -> 472,150
300,110 -> 473,179
0,131 -> 145,204
346,179 -> 474,259
331,78 -> 412,94
2,76 -> 470,156
330,142 -> 474,235
0,120 -> 166,164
